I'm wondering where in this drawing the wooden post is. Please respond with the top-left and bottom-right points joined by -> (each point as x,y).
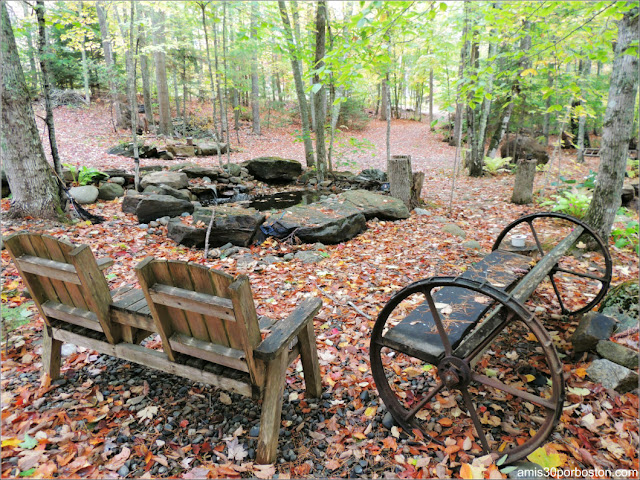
298,320 -> 322,398
389,154 -> 412,209
42,325 -> 62,380
256,350 -> 288,464
511,158 -> 537,205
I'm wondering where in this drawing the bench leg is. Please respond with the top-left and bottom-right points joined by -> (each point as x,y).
42,326 -> 62,380
298,321 -> 322,398
256,350 -> 288,464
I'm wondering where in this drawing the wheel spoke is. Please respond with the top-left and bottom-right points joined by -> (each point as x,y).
553,266 -> 606,282
424,289 -> 453,356
463,311 -> 514,364
527,220 -> 545,256
548,273 -> 568,314
471,373 -> 556,410
460,388 -> 491,454
403,382 -> 444,424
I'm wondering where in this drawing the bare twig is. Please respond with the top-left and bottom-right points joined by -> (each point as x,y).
316,284 -> 372,320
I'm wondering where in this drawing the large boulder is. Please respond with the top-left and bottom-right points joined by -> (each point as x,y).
167,144 -> 195,157
68,186 -> 99,204
98,183 -> 124,200
169,206 -> 265,248
570,312 -> 616,353
195,142 -> 228,156
140,171 -> 188,190
122,192 -> 151,214
600,280 -> 639,321
243,157 -> 302,182
181,166 -> 222,179
269,198 -> 367,244
135,194 -> 194,224
107,142 -> 158,158
339,190 -> 410,220
500,136 -> 549,165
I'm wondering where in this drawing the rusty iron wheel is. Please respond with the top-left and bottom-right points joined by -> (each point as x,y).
370,277 -> 564,464
492,212 -> 612,316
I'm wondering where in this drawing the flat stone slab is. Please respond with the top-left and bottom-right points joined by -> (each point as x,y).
181,167 -> 223,179
271,198 -> 367,244
169,206 -> 265,248
586,358 -> 638,393
136,194 -> 194,224
140,171 -> 188,190
338,189 -> 410,220
596,340 -> 639,369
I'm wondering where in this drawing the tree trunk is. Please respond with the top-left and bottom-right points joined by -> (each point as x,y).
411,171 -> 425,208
81,36 -> 91,103
429,68 -> 434,129
96,1 -> 126,129
126,1 -> 140,190
138,10 -> 154,131
542,68 -> 552,145
199,2 -> 220,145
172,69 -> 180,119
386,75 -> 391,165
380,80 -> 388,121
35,1 -> 62,182
222,2 -> 231,162
250,2 -> 261,135
510,158 -> 536,204
313,1 -> 327,181
212,9 -> 227,135
585,4 -> 638,241
450,5 -> 469,148
151,10 -> 171,136
278,1 -> 314,167
1,2 -> 60,218
22,2 -> 38,92
576,58 -> 592,163
389,155 -> 412,209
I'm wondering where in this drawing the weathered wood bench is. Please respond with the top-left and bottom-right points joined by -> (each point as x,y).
5,232 -> 322,464
370,212 -> 612,464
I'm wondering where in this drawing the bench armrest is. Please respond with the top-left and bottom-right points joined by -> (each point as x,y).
97,257 -> 114,271
254,297 -> 322,361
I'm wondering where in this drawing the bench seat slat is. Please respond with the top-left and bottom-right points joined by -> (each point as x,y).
16,255 -> 81,285
383,250 -> 532,363
149,284 -> 236,321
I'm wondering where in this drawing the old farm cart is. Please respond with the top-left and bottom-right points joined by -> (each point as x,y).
371,213 -> 612,463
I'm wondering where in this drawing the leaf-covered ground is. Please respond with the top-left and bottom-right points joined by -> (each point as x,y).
1,102 -> 638,479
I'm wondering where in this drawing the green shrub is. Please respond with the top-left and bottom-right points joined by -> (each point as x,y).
612,219 -> 639,254
483,156 -> 511,174
63,164 -> 106,186
540,189 -> 592,218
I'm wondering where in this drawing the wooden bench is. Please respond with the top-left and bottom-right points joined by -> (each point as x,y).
370,212 -> 612,464
5,232 -> 323,464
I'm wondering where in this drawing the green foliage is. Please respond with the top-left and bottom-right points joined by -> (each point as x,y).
337,97 -> 369,131
627,158 -> 639,179
333,135 -> 376,171
483,156 -> 511,174
1,302 -> 35,335
611,219 -> 639,254
540,189 -> 592,218
63,163 -> 105,186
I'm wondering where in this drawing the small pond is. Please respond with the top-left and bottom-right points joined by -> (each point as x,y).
200,189 -> 334,211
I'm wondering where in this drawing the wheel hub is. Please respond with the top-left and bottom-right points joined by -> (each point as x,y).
437,356 -> 471,389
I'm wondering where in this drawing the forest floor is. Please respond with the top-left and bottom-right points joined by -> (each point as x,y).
1,100 -> 638,479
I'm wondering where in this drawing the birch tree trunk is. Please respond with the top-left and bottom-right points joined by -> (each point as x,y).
1,2 -> 60,218
278,1 -> 314,167
96,1 -> 126,128
576,58 -> 592,163
35,0 -> 62,179
250,2 -> 261,135
138,8 -> 154,131
313,1 -> 327,181
21,2 -> 38,91
585,4 -> 638,241
127,1 -> 139,190
429,68 -> 434,129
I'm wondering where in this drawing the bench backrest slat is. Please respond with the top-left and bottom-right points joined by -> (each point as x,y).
5,232 -> 120,344
136,258 -> 264,385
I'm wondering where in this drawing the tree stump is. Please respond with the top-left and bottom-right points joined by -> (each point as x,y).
411,171 -> 425,208
511,158 -> 537,205
389,155 -> 412,209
